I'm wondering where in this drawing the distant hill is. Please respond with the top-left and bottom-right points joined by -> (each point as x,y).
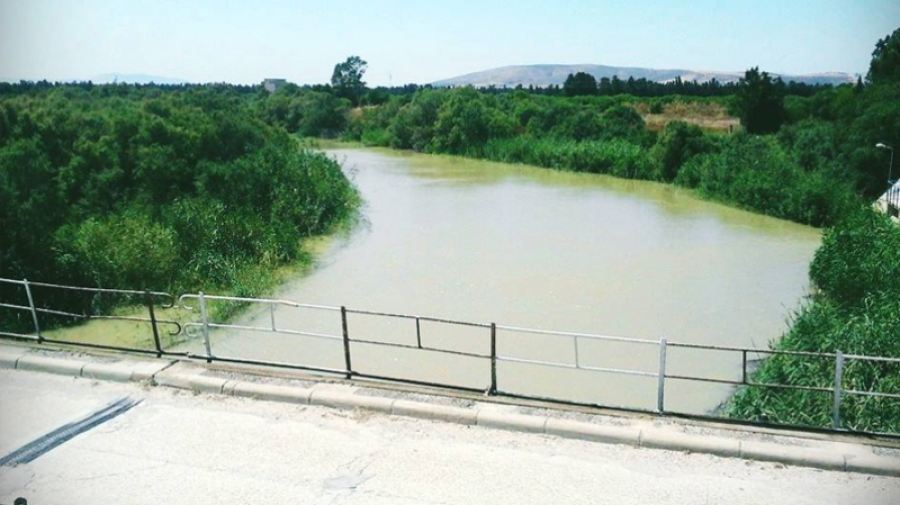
431,64 -> 858,88
91,73 -> 189,85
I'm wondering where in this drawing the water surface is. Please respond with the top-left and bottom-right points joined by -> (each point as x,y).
206,148 -> 821,413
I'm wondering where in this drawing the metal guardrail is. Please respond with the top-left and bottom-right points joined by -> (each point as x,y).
2,277 -> 899,435
0,278 -> 180,357
887,179 -> 899,217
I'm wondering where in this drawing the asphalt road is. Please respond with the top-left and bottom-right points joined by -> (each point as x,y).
1,369 -> 898,505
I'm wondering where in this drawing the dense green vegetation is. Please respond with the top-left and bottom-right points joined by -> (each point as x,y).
2,22 -> 897,431
343,78 -> 878,227
0,85 -> 359,329
336,30 -> 899,232
727,208 -> 900,432
722,27 -> 900,432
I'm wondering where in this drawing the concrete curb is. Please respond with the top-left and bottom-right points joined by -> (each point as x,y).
392,400 -> 477,425
0,347 -> 29,369
641,430 -> 741,458
740,440 -> 846,472
232,382 -> 312,405
477,409 -> 548,433
845,453 -> 900,477
152,370 -> 193,389
545,418 -> 641,446
311,389 -> 394,414
2,344 -> 899,477
81,362 -> 135,382
16,354 -> 86,376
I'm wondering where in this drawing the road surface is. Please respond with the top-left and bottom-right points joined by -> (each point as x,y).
0,369 -> 897,505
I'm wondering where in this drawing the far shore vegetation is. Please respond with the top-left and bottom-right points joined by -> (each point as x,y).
2,27 -> 899,432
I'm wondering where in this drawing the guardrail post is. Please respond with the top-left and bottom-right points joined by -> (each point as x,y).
145,291 -> 163,357
198,292 -> 212,363
415,317 -> 422,349
341,306 -> 352,379
741,350 -> 748,384
269,303 -> 277,331
573,335 -> 580,368
23,279 -> 42,343
657,337 -> 668,414
489,323 -> 498,395
833,351 -> 844,429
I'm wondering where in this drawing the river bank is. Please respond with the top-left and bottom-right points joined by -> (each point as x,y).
204,146 -> 820,415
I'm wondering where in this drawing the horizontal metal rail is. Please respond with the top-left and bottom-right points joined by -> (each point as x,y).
351,337 -> 490,360
667,342 -> 900,365
1,304 -> 180,336
496,324 -> 659,345
0,302 -> 31,311
38,337 -> 187,357
843,354 -> 900,364
498,355 -> 658,377
182,321 -> 342,342
0,330 -> 39,340
0,279 -> 175,308
347,308 -> 492,328
668,341 -> 836,359
185,354 -> 349,376
178,293 -> 340,312
842,388 -> 900,399
27,306 -> 182,334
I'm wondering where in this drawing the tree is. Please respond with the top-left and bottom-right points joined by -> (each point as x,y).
866,27 -> 900,85
563,72 -> 597,97
651,121 -> 708,182
331,56 -> 368,106
737,67 -> 785,134
432,87 -> 513,154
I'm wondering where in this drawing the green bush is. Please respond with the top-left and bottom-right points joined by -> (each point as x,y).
650,121 -> 718,182
675,133 -> 857,226
0,85 -> 360,330
727,209 -> 900,433
809,208 -> 900,307
67,212 -> 179,289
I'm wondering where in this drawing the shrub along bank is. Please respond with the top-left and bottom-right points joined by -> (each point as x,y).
0,86 -> 360,330
344,86 -> 866,228
727,209 -> 900,433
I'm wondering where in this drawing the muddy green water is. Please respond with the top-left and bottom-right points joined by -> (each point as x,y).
204,148 -> 821,414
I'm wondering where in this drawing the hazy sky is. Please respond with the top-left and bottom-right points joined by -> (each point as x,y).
1,0 -> 898,85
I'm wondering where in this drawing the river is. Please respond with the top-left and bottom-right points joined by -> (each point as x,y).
200,147 -> 821,414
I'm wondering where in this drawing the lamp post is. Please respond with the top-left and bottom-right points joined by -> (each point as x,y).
876,143 -> 896,212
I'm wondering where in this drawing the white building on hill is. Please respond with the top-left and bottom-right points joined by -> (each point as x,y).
263,79 -> 287,93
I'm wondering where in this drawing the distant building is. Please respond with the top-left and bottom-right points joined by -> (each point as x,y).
263,78 -> 287,93
874,181 -> 900,223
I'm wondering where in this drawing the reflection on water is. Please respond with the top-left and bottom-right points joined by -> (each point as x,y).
211,148 -> 821,413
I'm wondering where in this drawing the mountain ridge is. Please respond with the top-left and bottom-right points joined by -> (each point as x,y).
431,64 -> 858,88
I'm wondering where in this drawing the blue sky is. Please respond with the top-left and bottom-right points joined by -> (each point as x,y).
1,0 -> 898,85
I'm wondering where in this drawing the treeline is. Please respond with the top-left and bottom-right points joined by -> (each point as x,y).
0,85 -> 359,329
560,71 -> 834,98
343,82 -> 891,226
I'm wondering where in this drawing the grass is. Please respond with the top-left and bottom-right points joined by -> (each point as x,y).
634,100 -> 740,133
42,304 -> 192,351
41,208 -> 359,352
